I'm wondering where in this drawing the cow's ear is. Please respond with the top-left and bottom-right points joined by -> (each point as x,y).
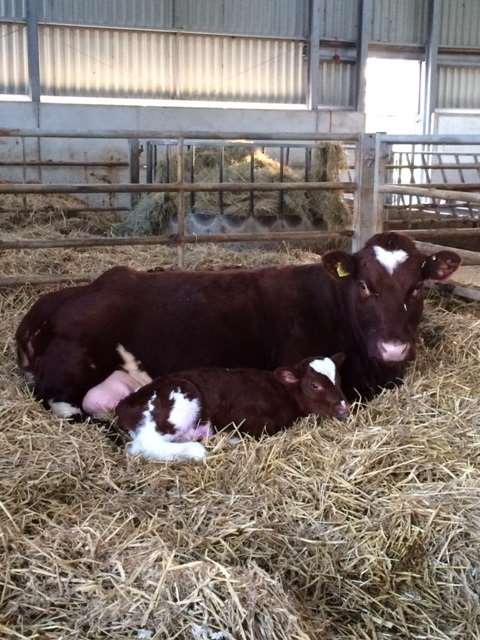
274,368 -> 299,386
331,352 -> 346,369
322,250 -> 357,280
422,251 -> 460,281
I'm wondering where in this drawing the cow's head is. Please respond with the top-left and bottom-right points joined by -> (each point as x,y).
322,232 -> 460,365
275,352 -> 349,420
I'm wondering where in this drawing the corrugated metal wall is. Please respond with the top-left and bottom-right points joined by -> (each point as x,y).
0,0 -> 25,19
38,0 -> 308,38
319,61 -> 355,107
437,66 -> 480,109
439,0 -> 480,48
0,22 -> 28,93
320,0 -> 358,42
1,0 -> 480,111
371,0 -> 428,44
39,25 -> 306,103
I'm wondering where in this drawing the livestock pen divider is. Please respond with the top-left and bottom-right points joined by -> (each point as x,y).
1,130 -> 480,299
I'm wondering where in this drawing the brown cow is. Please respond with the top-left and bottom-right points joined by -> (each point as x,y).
115,354 -> 349,462
16,232 -> 460,418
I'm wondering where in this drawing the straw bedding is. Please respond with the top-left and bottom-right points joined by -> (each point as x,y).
1,238 -> 480,639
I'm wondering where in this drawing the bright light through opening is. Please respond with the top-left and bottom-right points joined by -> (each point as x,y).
365,58 -> 423,134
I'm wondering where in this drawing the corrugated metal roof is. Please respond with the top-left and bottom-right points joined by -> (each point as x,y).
0,22 -> 28,93
38,0 -> 308,38
371,0 -> 428,44
0,0 -> 25,19
437,65 -> 480,109
318,60 -> 354,107
38,25 -> 306,103
439,0 -> 480,48
320,0 -> 358,42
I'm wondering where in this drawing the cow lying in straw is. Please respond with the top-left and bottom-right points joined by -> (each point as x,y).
16,232 -> 461,419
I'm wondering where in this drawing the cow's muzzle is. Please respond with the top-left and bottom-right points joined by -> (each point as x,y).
377,340 -> 411,363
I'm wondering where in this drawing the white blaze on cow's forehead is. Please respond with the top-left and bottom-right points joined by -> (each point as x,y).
309,358 -> 336,385
168,388 -> 201,432
128,391 -> 206,462
373,245 -> 408,275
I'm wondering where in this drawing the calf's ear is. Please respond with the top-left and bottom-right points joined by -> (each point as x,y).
331,352 -> 346,369
274,368 -> 299,386
422,250 -> 460,281
322,250 -> 357,280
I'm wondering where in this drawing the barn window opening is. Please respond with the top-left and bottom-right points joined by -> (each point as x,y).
365,57 -> 423,134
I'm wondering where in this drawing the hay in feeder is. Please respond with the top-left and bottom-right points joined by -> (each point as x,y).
117,144 -> 351,236
1,227 -> 480,638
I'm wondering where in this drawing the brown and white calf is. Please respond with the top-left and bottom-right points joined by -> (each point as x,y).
115,353 -> 348,462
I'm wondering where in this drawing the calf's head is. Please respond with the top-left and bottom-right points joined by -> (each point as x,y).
275,352 -> 349,420
322,233 -> 460,365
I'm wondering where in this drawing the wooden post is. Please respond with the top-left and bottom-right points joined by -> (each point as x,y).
352,133 -> 385,251
176,137 -> 186,269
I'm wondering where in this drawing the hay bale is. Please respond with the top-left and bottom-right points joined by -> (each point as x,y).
118,144 -> 351,235
308,144 -> 351,228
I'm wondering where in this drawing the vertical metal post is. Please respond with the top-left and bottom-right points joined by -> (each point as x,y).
189,145 -> 195,212
128,139 -> 141,208
249,149 -> 255,217
26,0 -> 41,181
26,0 -> 41,104
219,145 -> 224,215
176,137 -> 185,268
146,142 -> 153,183
423,0 -> 440,134
279,146 -> 285,217
307,0 -> 321,110
352,133 -> 385,251
355,0 -> 371,113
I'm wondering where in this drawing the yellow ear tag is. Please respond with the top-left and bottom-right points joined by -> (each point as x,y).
336,262 -> 349,278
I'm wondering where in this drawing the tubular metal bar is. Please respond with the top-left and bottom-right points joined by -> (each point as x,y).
176,138 -> 186,268
249,150 -> 255,217
279,146 -> 285,217
0,230 -> 352,251
380,184 -> 480,204
381,135 -> 480,145
219,146 -> 224,215
0,129 -> 360,142
396,227 -> 480,239
0,181 -> 357,194
0,161 -> 128,167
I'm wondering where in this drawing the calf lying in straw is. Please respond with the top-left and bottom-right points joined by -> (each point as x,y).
115,354 -> 349,462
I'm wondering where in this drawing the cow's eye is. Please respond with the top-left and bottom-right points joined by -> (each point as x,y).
358,280 -> 373,297
311,382 -> 323,391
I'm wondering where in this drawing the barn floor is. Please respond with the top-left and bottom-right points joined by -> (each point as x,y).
1,230 -> 480,639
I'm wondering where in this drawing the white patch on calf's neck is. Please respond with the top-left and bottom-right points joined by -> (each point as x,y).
168,388 -> 201,432
309,358 -> 336,385
128,392 -> 206,462
373,245 -> 408,275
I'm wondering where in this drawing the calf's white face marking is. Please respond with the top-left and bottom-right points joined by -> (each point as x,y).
309,358 -> 336,385
129,393 -> 206,462
373,245 -> 408,275
49,400 -> 82,418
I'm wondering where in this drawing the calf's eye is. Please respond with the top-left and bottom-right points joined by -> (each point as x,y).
311,382 -> 323,391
